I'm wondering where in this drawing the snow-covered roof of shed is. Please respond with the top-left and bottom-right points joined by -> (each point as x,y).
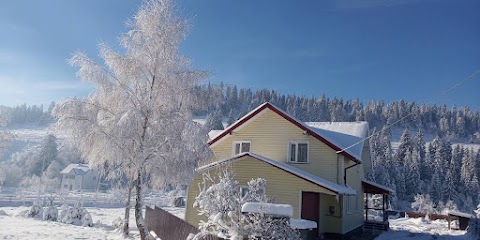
305,122 -> 369,162
197,152 -> 357,195
241,202 -> 293,218
207,102 -> 367,163
60,163 -> 91,175
362,179 -> 395,194
290,218 -> 318,229
447,210 -> 473,219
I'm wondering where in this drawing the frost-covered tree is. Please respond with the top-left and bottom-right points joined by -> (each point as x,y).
0,114 -> 10,189
192,170 -> 300,240
411,194 -> 435,214
52,0 -> 212,238
0,110 -> 12,161
27,134 -> 58,177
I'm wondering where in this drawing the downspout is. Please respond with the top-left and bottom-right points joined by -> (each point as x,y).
344,162 -> 360,186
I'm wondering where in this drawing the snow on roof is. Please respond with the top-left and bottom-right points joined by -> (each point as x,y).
241,202 -> 293,218
447,210 -> 473,219
197,152 -> 357,195
60,163 -> 91,175
208,130 -> 223,140
289,218 -> 318,229
362,179 -> 395,193
305,122 -> 369,161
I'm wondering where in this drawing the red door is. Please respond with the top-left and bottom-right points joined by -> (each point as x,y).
301,192 -> 320,236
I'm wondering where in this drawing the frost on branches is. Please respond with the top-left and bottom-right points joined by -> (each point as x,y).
191,170 -> 300,240
52,0 -> 211,239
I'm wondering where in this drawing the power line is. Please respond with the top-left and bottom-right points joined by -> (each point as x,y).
336,67 -> 480,155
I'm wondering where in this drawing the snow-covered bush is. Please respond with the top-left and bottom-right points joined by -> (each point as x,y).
61,201 -> 93,227
191,170 -> 300,240
467,203 -> 480,238
112,217 -> 124,231
82,211 -> 93,227
43,205 -> 58,221
0,210 -> 8,216
26,201 -> 43,218
58,202 -> 69,222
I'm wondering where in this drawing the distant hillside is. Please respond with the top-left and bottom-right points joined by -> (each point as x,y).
193,83 -> 480,144
0,103 -> 56,129
0,127 -> 53,162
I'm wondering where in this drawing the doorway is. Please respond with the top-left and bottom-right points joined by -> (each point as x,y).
301,192 -> 320,237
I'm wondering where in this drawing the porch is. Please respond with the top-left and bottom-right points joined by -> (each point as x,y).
362,180 -> 394,231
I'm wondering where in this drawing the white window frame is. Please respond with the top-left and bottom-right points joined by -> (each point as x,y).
232,141 -> 251,156
287,141 -> 309,163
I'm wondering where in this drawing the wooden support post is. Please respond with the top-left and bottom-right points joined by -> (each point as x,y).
365,193 -> 368,221
448,215 -> 451,230
383,195 -> 387,222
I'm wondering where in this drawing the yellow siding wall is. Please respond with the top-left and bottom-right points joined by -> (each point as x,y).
210,109 -> 340,183
319,194 -> 343,233
342,159 -> 365,233
185,156 -> 346,234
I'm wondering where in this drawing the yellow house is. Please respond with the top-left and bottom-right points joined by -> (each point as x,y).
185,102 -> 392,238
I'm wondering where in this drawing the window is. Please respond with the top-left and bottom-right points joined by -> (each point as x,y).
240,186 -> 265,201
233,141 -> 251,156
288,141 -> 309,163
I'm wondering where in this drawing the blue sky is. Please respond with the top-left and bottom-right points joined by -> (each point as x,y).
1,0 -> 479,110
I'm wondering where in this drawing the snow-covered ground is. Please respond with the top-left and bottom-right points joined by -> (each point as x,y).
376,217 -> 470,240
0,206 -> 184,240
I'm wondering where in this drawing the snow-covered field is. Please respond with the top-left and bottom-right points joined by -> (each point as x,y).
1,203 -> 473,240
376,217 -> 470,240
0,206 -> 184,240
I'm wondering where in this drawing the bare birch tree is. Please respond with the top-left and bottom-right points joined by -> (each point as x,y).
53,0 -> 211,239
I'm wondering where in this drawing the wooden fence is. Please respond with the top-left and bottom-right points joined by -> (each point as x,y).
145,206 -> 221,240
404,211 -> 470,230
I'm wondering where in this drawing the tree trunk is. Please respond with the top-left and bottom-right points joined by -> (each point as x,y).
135,170 -> 148,240
123,177 -> 134,236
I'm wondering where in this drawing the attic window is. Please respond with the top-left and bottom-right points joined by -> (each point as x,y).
288,141 -> 309,163
233,141 -> 251,156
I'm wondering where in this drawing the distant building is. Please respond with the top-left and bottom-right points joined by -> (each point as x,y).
60,163 -> 100,192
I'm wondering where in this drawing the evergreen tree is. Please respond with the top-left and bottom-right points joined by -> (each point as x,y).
443,167 -> 458,204
226,109 -> 235,127
405,150 -> 421,200
450,145 -> 463,186
429,170 -> 442,205
396,129 -> 412,167
204,110 -> 224,131
461,149 -> 476,185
